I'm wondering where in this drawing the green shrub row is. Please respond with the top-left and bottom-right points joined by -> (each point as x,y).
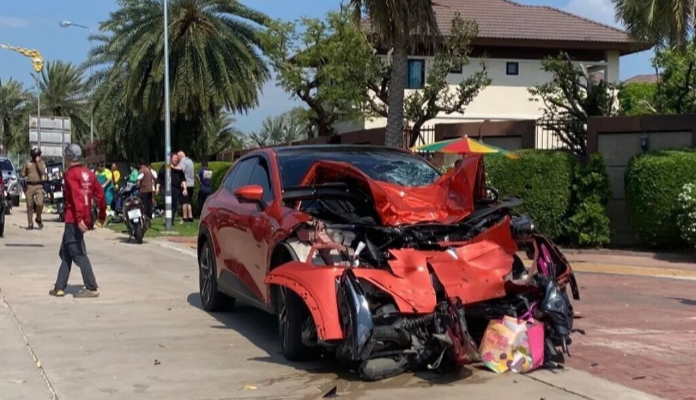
486,150 -> 611,247
625,149 -> 696,247
151,161 -> 232,217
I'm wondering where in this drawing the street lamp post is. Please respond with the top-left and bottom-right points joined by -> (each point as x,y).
59,20 -> 94,143
163,0 -> 173,231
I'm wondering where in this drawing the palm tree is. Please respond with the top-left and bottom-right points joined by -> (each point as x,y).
90,0 -> 269,153
612,0 -> 695,48
247,112 -> 308,147
195,111 -> 244,158
34,61 -> 90,142
349,0 -> 438,148
0,78 -> 31,152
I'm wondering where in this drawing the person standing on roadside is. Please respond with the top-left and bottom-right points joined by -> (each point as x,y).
110,163 -> 121,210
196,161 -> 213,211
177,151 -> 195,222
21,146 -> 47,230
49,144 -> 106,298
96,163 -> 114,210
156,154 -> 186,222
137,160 -> 155,220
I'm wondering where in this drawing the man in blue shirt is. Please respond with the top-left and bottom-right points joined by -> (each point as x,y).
196,161 -> 213,212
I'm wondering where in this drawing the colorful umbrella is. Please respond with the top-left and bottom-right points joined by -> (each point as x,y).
412,135 -> 519,159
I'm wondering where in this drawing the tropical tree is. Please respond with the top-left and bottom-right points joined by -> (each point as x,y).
34,60 -> 90,142
612,0 -> 695,48
193,111 -> 244,158
529,54 -> 620,156
262,9 -> 375,137
0,78 -> 31,152
349,0 -> 439,148
365,14 -> 491,147
247,110 -> 308,147
90,0 -> 270,156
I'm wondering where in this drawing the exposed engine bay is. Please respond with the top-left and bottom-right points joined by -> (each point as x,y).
266,156 -> 580,381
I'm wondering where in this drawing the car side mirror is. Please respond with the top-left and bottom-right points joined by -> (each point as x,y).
234,185 -> 266,208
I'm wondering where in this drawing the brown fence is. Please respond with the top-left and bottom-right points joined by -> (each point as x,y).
588,114 -> 696,245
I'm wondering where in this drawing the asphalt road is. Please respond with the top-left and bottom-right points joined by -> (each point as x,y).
0,210 -> 669,400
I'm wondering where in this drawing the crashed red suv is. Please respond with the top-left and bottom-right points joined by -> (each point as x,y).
198,145 -> 579,380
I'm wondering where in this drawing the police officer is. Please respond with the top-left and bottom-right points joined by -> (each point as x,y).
21,146 -> 47,230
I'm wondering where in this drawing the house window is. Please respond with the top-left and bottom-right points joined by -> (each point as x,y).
506,62 -> 519,76
407,59 -> 426,89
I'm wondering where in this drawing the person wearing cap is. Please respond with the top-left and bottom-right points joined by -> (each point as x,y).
21,146 -> 47,229
49,143 -> 107,298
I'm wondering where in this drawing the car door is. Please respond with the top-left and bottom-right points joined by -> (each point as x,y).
241,157 -> 277,305
213,157 -> 260,301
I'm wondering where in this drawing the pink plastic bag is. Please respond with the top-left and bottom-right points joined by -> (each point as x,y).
510,304 -> 545,373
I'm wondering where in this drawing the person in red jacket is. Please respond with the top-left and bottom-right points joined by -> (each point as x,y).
49,144 -> 107,298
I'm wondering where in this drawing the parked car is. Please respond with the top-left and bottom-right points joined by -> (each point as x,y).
0,157 -> 20,209
198,145 -> 580,380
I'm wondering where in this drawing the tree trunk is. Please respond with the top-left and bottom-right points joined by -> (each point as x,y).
386,42 -> 408,148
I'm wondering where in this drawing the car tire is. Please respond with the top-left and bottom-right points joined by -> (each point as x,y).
276,285 -> 319,361
198,240 -> 235,312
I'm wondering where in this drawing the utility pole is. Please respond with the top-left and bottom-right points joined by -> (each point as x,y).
163,0 -> 173,230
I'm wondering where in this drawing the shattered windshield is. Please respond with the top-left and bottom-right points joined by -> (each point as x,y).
277,148 -> 440,188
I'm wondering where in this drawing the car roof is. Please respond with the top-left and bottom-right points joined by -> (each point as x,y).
271,144 -> 413,156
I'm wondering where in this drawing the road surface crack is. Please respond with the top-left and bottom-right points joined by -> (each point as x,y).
0,288 -> 59,400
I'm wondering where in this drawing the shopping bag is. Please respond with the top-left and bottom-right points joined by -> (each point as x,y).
510,307 -> 545,373
479,319 -> 516,373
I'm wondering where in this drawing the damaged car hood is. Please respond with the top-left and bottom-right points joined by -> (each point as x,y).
298,156 -> 483,226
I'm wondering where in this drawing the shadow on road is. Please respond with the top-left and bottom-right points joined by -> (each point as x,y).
186,292 -> 477,388
668,297 -> 696,306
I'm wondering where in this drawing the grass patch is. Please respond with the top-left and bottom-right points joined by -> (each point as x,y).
106,216 -> 199,238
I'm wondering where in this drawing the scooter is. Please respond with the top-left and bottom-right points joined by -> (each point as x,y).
119,182 -> 148,244
52,179 -> 65,222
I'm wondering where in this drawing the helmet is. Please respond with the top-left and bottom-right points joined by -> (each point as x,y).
30,146 -> 42,158
64,143 -> 83,161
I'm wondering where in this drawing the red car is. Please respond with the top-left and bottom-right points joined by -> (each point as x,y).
198,145 -> 579,380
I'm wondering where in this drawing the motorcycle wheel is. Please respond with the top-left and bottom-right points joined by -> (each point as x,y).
133,223 -> 144,244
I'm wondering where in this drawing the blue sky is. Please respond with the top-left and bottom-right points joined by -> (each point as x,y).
0,0 -> 654,133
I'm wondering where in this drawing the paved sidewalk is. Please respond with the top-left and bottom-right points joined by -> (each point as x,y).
0,212 -> 674,400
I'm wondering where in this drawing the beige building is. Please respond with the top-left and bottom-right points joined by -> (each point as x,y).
337,0 -> 649,135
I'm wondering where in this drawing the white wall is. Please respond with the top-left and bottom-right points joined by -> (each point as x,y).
335,54 -> 620,135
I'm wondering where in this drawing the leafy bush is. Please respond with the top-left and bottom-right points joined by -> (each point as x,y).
677,183 -> 696,247
565,153 -> 612,247
618,82 -> 657,116
625,149 -> 696,247
486,150 -> 576,241
566,201 -> 611,247
151,161 -> 232,216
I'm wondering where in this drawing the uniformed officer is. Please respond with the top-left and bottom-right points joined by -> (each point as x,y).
21,146 -> 47,230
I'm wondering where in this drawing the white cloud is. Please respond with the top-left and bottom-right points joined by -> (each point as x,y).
0,15 -> 29,29
564,0 -> 620,28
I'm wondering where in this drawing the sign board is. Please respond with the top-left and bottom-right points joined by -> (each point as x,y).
29,116 -> 72,159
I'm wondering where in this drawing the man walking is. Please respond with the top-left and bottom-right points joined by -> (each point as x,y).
49,144 -> 106,298
21,146 -> 47,230
137,160 -> 155,219
178,151 -> 195,222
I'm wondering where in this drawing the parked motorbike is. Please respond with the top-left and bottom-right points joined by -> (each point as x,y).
118,182 -> 148,244
49,179 -> 66,222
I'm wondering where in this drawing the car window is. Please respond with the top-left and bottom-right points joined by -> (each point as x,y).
0,159 -> 13,171
224,158 -> 256,192
248,158 -> 274,203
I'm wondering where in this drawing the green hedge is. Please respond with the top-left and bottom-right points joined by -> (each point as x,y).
625,149 -> 696,247
151,161 -> 232,217
486,150 -> 576,241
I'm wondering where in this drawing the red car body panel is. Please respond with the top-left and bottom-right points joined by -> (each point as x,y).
299,156 -> 482,226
